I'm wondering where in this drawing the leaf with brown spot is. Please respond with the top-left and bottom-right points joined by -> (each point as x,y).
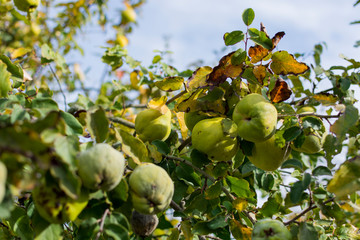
312,93 -> 338,105
174,89 -> 206,113
186,66 -> 212,91
253,65 -> 267,85
270,78 -> 292,103
207,52 -> 243,86
271,31 -> 285,50
248,45 -> 269,63
270,51 -> 309,75
155,76 -> 184,92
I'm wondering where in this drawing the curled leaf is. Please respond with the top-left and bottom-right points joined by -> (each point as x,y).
270,78 -> 292,103
248,45 -> 269,63
186,66 -> 212,91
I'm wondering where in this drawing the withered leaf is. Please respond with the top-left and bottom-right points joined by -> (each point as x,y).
312,93 -> 338,105
155,76 -> 184,92
271,31 -> 285,50
253,65 -> 267,85
248,45 -> 269,63
207,52 -> 243,86
270,78 -> 292,103
186,66 -> 213,91
270,51 -> 309,76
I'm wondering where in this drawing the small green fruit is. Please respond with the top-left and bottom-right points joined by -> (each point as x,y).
13,0 -> 40,12
184,111 -> 212,131
121,4 -> 137,24
0,161 -> 7,203
77,143 -> 125,191
33,183 -> 88,224
135,107 -> 172,142
233,93 -> 277,142
192,117 -> 238,162
129,163 -> 174,215
252,219 -> 291,240
130,210 -> 159,237
291,116 -> 326,154
248,135 -> 291,171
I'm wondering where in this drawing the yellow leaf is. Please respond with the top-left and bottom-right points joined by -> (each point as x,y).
186,66 -> 213,91
232,198 -> 248,212
10,47 -> 32,59
180,220 -> 193,240
229,219 -> 252,240
249,45 -> 269,63
147,96 -> 169,114
312,93 -> 338,106
155,76 -> 184,92
176,111 -> 188,140
253,65 -> 267,84
270,51 -> 309,76
130,70 -> 140,89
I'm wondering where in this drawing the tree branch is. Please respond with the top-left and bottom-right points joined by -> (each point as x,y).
49,64 -> 67,111
166,90 -> 187,105
284,197 -> 335,225
95,208 -> 110,240
109,117 -> 135,129
278,112 -> 341,119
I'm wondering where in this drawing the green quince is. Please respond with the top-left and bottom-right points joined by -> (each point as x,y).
77,143 -> 125,192
135,107 -> 172,142
13,0 -> 40,12
184,111 -> 212,131
192,117 -> 238,162
248,135 -> 291,171
129,163 -> 174,215
252,218 -> 291,240
232,93 -> 277,142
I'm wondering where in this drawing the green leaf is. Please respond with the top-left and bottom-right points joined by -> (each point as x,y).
152,140 -> 170,155
86,107 -> 109,143
119,129 -> 149,164
270,51 -> 310,75
0,61 -> 12,98
290,181 -> 305,204
155,76 -> 184,92
242,8 -> 255,26
283,126 -> 302,142
205,181 -> 222,200
248,28 -> 273,50
207,214 -> 228,229
31,98 -> 59,117
231,48 -> 247,65
10,104 -> 30,123
226,176 -> 253,198
186,66 -> 212,91
192,221 -> 213,235
281,159 -> 303,170
101,45 -> 127,71
54,135 -> 79,168
185,193 -> 208,214
60,111 -> 83,135
261,192 -> 282,217
75,217 -> 99,240
32,209 -> 62,240
298,222 -> 318,240
260,173 -> 275,191
312,166 -> 332,176
104,223 -> 129,240
0,55 -> 23,79
330,105 -> 359,140
108,179 -> 129,209
223,31 -> 244,46
175,163 -> 202,187
50,163 -> 81,199
41,44 -> 56,64
168,228 -> 180,240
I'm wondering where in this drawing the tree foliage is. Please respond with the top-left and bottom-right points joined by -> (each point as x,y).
1,1 -> 360,239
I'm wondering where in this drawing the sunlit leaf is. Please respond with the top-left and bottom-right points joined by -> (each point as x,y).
147,96 -> 168,114
119,129 -> 149,165
207,52 -> 243,86
223,31 -> 245,46
175,89 -> 205,112
86,107 -> 109,143
0,55 -> 23,79
229,219 -> 252,240
232,198 -> 248,212
41,44 -> 57,64
253,65 -> 267,84
180,220 -> 194,240
155,76 -> 184,92
175,111 -> 188,139
101,45 -> 127,71
11,48 -> 32,59
0,61 -> 12,98
248,45 -> 269,63
327,156 -> 360,199
270,51 -> 309,75
312,93 -> 338,105
226,176 -> 253,198
330,105 -> 359,139
270,78 -> 292,103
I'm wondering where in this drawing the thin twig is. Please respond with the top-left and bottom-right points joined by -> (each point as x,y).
95,208 -> 110,240
109,117 -> 135,129
284,197 -> 335,225
177,137 -> 192,152
170,200 -> 184,212
166,90 -> 187,105
125,104 -> 147,109
202,235 -> 223,240
278,113 -> 341,119
49,65 -> 67,111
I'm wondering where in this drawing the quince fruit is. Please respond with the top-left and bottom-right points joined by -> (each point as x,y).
130,210 -> 159,237
129,163 -> 174,215
252,218 -> 291,240
77,143 -> 125,191
291,116 -> 326,154
248,135 -> 291,171
184,111 -> 212,131
121,3 -> 137,24
192,117 -> 238,162
13,0 -> 39,12
32,181 -> 88,224
135,107 -> 172,142
233,93 -> 277,142
0,161 -> 7,203
296,106 -> 316,114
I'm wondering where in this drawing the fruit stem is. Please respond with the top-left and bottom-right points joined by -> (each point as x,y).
95,208 -> 110,240
109,117 -> 135,129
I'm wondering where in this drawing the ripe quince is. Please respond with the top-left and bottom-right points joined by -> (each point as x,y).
129,163 -> 174,215
233,93 -> 277,142
192,117 -> 238,162
77,143 -> 125,191
13,0 -> 40,12
252,218 -> 291,240
32,181 -> 88,224
135,107 -> 172,143
248,135 -> 291,171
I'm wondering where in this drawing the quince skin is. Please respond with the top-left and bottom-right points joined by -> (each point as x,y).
0,161 -> 7,203
129,163 -> 174,215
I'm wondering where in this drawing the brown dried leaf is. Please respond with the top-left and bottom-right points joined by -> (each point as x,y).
270,78 -> 292,103
253,65 -> 267,85
272,31 -> 285,50
270,51 -> 309,76
186,66 -> 213,91
312,93 -> 338,105
248,45 -> 269,63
